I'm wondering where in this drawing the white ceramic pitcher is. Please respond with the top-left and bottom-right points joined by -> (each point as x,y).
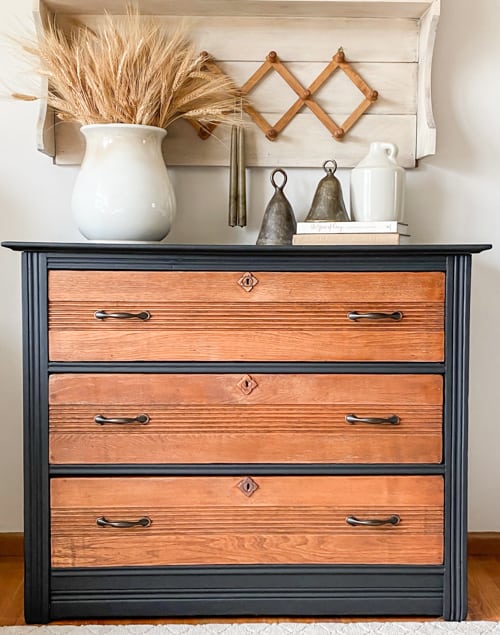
350,142 -> 405,222
72,124 -> 176,241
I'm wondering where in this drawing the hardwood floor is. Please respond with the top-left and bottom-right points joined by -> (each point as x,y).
1,555 -> 499,626
0,559 -> 24,625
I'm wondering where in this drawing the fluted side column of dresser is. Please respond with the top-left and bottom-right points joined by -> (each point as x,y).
3,242 -> 490,624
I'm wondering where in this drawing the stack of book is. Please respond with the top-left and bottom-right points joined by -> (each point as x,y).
292,220 -> 410,245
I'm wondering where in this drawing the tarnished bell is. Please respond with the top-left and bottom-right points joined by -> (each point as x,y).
257,168 -> 296,245
304,159 -> 350,222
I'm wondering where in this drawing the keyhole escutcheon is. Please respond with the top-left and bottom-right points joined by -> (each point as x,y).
237,374 -> 258,395
237,272 -> 259,292
237,477 -> 259,497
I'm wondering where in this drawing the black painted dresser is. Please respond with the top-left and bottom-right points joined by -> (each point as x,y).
2,242 -> 491,623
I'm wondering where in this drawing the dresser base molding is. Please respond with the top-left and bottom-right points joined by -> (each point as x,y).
50,566 -> 444,620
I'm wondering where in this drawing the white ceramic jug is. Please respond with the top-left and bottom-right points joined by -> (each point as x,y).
350,142 -> 405,222
72,123 -> 176,241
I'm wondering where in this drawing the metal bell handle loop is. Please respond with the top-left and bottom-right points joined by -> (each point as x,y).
271,168 -> 287,191
323,159 -> 338,175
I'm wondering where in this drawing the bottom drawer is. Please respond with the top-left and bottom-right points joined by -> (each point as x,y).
51,476 -> 444,568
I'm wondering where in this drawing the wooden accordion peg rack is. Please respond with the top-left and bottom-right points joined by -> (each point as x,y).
191,48 -> 378,143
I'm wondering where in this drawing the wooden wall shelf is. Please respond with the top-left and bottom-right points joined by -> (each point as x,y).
34,0 -> 440,168
39,1 -> 438,19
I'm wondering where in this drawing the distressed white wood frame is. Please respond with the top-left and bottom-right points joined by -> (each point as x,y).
33,0 -> 440,168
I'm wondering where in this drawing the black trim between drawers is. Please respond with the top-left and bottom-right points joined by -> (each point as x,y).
48,362 -> 446,374
50,464 -> 446,477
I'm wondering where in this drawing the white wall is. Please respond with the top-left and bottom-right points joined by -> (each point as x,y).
0,0 -> 497,532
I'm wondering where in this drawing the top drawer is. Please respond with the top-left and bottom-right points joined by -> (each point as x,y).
48,270 -> 445,362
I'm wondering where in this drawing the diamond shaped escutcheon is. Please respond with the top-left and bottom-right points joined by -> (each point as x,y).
237,374 -> 258,395
237,477 -> 259,497
237,272 -> 259,292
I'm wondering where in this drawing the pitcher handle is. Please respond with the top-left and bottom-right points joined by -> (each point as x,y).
380,142 -> 398,160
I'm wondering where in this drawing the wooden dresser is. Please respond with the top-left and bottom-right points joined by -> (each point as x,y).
3,242 -> 490,623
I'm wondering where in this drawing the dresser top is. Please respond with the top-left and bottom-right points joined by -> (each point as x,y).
1,242 -> 492,256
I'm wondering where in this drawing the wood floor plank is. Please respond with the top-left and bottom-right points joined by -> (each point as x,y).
467,556 -> 500,621
2,555 -> 500,624
476,556 -> 500,620
0,559 -> 24,626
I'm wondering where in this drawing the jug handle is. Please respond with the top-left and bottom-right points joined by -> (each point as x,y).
380,142 -> 398,160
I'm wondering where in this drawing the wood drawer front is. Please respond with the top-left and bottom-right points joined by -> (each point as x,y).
48,271 -> 445,362
51,476 -> 444,568
49,373 -> 443,465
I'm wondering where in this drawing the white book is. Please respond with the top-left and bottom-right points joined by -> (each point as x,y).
293,233 -> 411,246
296,221 -> 408,234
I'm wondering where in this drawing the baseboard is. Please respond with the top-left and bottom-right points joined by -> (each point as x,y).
0,532 -> 498,559
468,532 -> 500,556
0,532 -> 23,557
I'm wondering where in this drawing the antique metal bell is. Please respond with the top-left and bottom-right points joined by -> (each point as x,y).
304,159 -> 350,222
257,168 -> 297,245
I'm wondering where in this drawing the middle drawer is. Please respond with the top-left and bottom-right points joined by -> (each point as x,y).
49,374 -> 443,464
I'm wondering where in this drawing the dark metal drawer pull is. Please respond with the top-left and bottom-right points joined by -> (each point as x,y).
347,311 -> 403,321
96,516 -> 152,529
94,310 -> 151,320
346,515 -> 400,527
345,414 -> 400,425
94,414 -> 150,425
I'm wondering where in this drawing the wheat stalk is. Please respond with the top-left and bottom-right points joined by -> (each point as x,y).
15,6 -> 241,129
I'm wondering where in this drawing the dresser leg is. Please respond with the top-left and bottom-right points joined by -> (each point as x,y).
22,251 -> 51,624
442,254 -> 471,622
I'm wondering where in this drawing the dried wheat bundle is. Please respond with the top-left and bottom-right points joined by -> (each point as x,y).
16,7 -> 240,129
